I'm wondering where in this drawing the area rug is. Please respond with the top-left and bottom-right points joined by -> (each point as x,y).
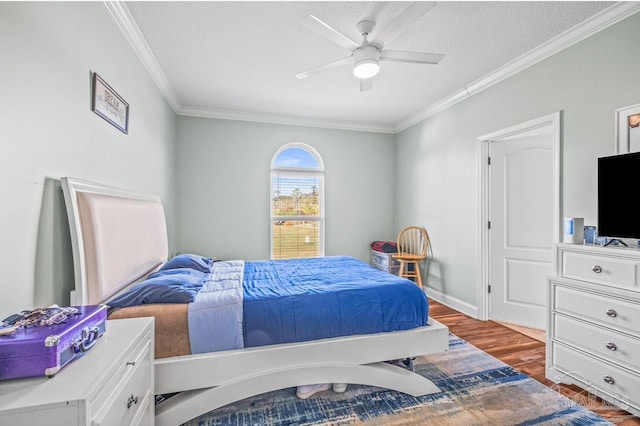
182,334 -> 610,425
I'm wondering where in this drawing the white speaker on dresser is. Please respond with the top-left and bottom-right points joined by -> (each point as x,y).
547,243 -> 640,417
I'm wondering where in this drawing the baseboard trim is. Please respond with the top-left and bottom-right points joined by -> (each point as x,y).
425,287 -> 478,319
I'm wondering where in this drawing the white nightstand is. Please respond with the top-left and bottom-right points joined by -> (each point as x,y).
0,317 -> 154,425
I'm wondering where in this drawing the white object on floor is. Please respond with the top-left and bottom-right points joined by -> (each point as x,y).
296,383 -> 332,399
332,383 -> 347,393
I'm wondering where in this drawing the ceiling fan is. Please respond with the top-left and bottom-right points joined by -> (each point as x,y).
295,1 -> 444,92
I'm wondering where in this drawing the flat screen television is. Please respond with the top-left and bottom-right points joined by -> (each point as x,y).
598,151 -> 640,243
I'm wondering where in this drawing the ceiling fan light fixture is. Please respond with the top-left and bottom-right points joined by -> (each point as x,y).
352,45 -> 380,79
353,59 -> 380,79
296,5 -> 443,89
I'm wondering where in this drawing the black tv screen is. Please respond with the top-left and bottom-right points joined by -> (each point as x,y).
598,151 -> 640,239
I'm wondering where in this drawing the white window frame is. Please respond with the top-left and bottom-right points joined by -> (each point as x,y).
270,143 -> 325,259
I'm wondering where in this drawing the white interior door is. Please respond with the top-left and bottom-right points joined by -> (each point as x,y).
487,126 -> 556,330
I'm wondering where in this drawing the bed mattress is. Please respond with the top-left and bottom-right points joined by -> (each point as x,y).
109,256 -> 428,358
109,304 -> 190,358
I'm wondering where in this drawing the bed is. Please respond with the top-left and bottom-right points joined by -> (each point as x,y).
60,177 -> 449,425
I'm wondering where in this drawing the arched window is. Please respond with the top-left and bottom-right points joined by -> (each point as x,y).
271,143 -> 324,259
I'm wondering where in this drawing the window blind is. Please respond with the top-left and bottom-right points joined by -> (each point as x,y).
271,172 -> 321,259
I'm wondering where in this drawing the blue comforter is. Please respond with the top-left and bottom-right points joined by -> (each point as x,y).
110,255 -> 428,354
242,256 -> 428,347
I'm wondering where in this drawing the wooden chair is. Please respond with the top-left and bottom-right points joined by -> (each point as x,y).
393,226 -> 430,287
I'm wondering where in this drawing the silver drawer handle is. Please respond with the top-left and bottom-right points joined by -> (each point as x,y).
606,308 -> 618,318
127,394 -> 139,409
605,342 -> 618,351
592,265 -> 602,273
603,375 -> 615,385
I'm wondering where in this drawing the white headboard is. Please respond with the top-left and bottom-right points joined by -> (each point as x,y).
61,177 -> 169,305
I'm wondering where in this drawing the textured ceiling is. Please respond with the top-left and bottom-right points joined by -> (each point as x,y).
124,1 -> 620,132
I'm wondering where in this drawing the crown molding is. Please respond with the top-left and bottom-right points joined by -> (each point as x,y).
180,106 -> 396,134
395,2 -> 640,133
106,1 -> 640,135
104,2 -> 182,112
104,2 -> 395,133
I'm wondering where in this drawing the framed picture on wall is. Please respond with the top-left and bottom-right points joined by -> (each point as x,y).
615,102 -> 640,154
91,72 -> 129,134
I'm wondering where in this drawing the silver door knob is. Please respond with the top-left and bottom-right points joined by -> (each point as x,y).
592,265 -> 602,273
606,308 -> 618,318
605,342 -> 617,351
603,375 -> 615,385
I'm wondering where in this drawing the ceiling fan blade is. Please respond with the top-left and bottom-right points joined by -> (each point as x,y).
371,1 -> 436,48
295,56 -> 352,79
360,78 -> 373,92
301,14 -> 360,51
381,50 -> 444,65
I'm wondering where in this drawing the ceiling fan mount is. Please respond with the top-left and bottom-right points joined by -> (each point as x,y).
295,2 -> 445,92
355,20 -> 375,40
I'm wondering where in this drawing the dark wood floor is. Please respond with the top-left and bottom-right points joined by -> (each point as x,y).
429,300 -> 639,425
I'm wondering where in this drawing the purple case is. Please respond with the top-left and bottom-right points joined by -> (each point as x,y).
0,305 -> 107,380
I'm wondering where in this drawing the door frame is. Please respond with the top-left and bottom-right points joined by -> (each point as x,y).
476,111 -> 562,321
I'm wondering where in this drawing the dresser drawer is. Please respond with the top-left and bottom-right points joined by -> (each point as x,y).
92,337 -> 152,426
131,396 -> 153,426
561,250 -> 640,290
553,314 -> 640,371
554,285 -> 640,335
90,331 -> 150,413
551,342 -> 639,412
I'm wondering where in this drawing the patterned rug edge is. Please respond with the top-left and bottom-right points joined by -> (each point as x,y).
181,333 -> 616,425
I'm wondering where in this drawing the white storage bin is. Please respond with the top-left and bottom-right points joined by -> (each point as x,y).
371,249 -> 400,275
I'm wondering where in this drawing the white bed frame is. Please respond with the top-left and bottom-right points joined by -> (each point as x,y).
61,177 -> 450,426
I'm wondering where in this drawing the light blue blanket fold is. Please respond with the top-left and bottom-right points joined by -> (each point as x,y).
187,260 -> 245,353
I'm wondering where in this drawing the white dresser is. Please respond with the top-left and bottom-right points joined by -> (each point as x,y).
0,317 -> 154,425
547,243 -> 640,417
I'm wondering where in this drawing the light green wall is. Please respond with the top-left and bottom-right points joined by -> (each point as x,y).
2,2 -> 638,319
0,2 -> 178,315
396,12 -> 640,307
176,117 -> 396,262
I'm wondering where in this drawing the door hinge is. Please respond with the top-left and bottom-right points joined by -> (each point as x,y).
487,156 -> 491,165
488,285 -> 491,294
488,221 -> 491,229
